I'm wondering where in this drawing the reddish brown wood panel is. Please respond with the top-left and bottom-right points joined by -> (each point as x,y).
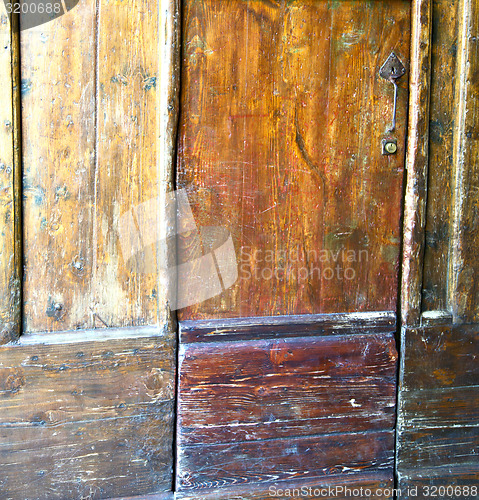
177,430 -> 394,491
0,330 -> 175,499
177,0 -> 410,320
178,333 -> 397,445
177,472 -> 394,500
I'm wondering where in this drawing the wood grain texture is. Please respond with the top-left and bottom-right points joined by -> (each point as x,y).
0,329 -> 175,498
177,472 -> 394,500
450,0 -> 479,323
420,0 -> 458,313
0,9 -> 21,344
398,466 -> 479,500
397,426 -> 479,470
178,333 -> 397,445
21,0 -> 176,333
179,311 -> 396,343
400,324 -> 478,390
397,324 -> 479,490
177,430 -> 394,492
401,0 -> 433,327
177,0 -> 410,320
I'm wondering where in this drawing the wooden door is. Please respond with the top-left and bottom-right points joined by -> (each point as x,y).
175,0 -> 410,497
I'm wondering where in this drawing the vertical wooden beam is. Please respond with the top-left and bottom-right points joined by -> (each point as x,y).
401,0 -> 433,327
0,10 -> 21,344
421,0 -> 459,314
449,0 -> 479,323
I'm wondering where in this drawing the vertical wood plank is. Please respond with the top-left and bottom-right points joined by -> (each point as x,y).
21,0 -> 177,333
0,9 -> 21,344
401,0 -> 433,326
450,0 -> 479,323
421,0 -> 458,313
178,0 -> 410,321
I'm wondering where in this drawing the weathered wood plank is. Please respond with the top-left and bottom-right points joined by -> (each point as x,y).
21,0 -> 177,333
420,0 -> 459,313
400,325 -> 478,391
178,0 -> 410,320
0,329 -> 175,498
401,0 -> 433,326
180,311 -> 396,343
398,466 -> 479,500
397,427 -> 479,471
177,472 -> 394,500
177,430 -> 394,492
450,0 -> 479,323
399,386 -> 479,429
21,0 -> 96,333
0,8 -> 21,344
178,333 -> 397,445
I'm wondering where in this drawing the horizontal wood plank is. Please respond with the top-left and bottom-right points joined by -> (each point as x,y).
399,386 -> 479,429
400,325 -> 479,390
398,465 -> 479,499
0,331 -> 175,498
178,334 -> 397,445
177,430 -> 394,492
180,311 -> 396,343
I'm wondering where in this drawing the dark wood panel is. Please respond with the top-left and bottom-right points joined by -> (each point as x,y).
0,329 -> 175,498
398,466 -> 479,500
177,430 -> 394,492
399,386 -> 479,429
180,311 -> 396,343
400,325 -> 479,390
178,334 -> 397,445
177,472 -> 394,500
178,0 -> 410,320
420,0 -> 458,313
450,0 -> 479,323
397,426 -> 479,470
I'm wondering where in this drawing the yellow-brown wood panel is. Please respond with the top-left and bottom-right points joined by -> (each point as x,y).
177,0 -> 410,320
0,10 -> 21,344
21,0 -> 175,333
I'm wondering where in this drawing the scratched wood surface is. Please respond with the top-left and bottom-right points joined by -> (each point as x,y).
177,430 -> 394,491
449,0 -> 479,323
0,10 -> 21,344
177,0 -> 410,320
0,330 -> 175,498
420,0 -> 458,314
20,0 -> 177,333
176,472 -> 394,499
178,333 -> 397,445
397,324 -> 479,494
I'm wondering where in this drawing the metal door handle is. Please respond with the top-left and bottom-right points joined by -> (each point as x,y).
380,52 -> 406,133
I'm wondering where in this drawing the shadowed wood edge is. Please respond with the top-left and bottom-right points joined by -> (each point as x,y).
401,0 -> 433,327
